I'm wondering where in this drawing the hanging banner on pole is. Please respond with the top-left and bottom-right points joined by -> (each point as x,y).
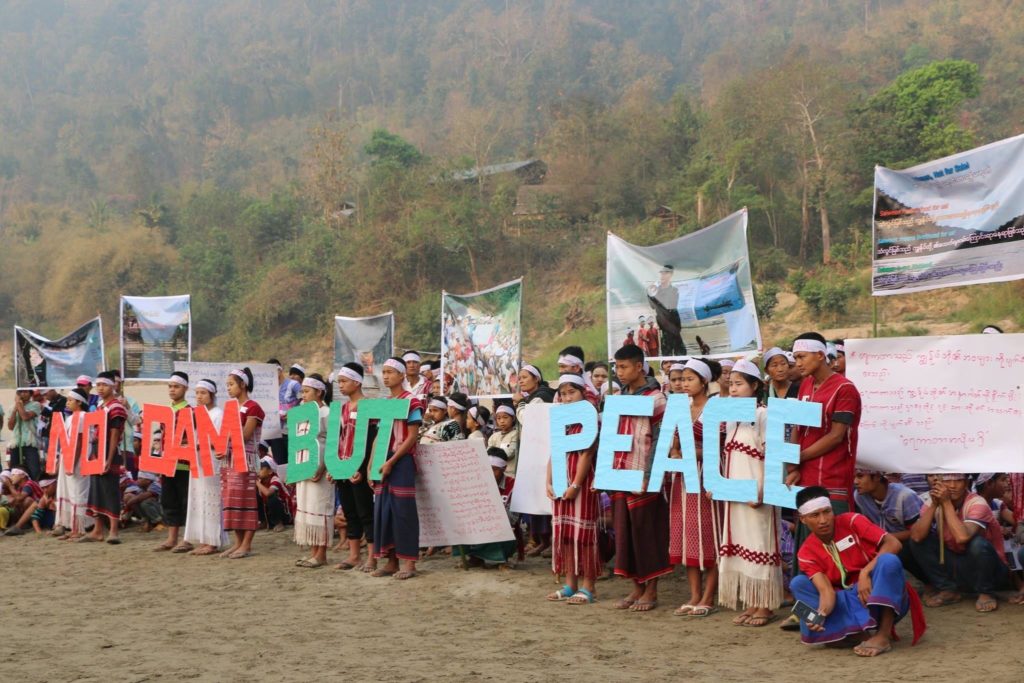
121,295 -> 192,380
607,208 -> 760,360
847,334 -> 1024,473
333,312 -> 394,398
14,317 -> 105,390
872,134 -> 1024,295
441,278 -> 522,398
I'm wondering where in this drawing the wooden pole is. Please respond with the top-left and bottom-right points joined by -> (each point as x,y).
937,511 -> 945,564
872,297 -> 879,337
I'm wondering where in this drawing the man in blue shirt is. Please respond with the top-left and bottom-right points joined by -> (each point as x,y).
854,468 -> 926,584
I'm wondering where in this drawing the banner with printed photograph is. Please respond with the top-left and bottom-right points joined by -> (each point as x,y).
441,278 -> 522,398
14,317 -> 105,390
121,295 -> 192,380
607,208 -> 760,360
333,312 -> 394,398
872,134 -> 1024,295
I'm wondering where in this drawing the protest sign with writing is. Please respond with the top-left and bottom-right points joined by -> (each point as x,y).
509,402 -> 554,515
174,361 -> 282,441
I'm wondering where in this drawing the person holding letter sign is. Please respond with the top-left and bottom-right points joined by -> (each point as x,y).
610,344 -> 671,612
371,357 -> 424,580
293,373 -> 335,569
156,371 -> 192,553
53,387 -> 91,540
183,379 -> 227,556
334,363 -> 377,572
219,368 -> 263,559
791,486 -> 925,656
82,371 -> 127,545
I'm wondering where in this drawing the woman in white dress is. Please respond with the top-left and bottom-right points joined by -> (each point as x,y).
54,387 -> 92,540
293,373 -> 335,569
184,379 -> 228,555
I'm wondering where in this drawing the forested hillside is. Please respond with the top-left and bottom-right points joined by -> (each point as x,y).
1,0 -> 1022,373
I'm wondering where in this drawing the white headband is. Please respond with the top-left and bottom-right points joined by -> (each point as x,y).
95,377 -> 115,387
488,456 -> 508,470
669,362 -> 687,373
683,359 -> 711,382
302,377 -> 326,392
797,496 -> 833,516
428,398 -> 447,411
521,364 -> 541,379
68,389 -> 91,405
793,339 -> 827,355
558,354 -> 584,368
230,369 -> 249,384
558,374 -> 586,388
383,359 -> 406,374
337,367 -> 363,384
762,347 -> 786,364
496,404 -> 515,417
468,406 -> 479,421
195,380 -> 217,394
784,351 -> 795,364
168,374 -> 189,388
982,326 -> 1002,334
720,359 -> 736,369
835,344 -> 845,354
290,364 -> 306,374
731,359 -> 762,380
447,398 -> 468,411
403,352 -> 421,362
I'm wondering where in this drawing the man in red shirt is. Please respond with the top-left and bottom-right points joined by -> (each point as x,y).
908,473 -> 1009,613
791,486 -> 925,656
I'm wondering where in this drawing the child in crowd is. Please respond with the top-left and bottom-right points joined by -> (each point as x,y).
184,379 -> 227,555
219,367 -> 262,559
257,457 -> 293,530
293,373 -> 335,569
466,405 -> 491,441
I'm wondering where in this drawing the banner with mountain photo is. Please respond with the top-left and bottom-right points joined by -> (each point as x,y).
14,317 -> 105,390
441,278 -> 522,398
120,295 -> 192,380
334,312 -> 394,397
606,208 -> 761,360
872,133 -> 1024,295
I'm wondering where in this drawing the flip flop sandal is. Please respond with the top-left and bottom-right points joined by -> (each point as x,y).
924,593 -> 961,608
743,614 -> 779,627
106,538 -> 122,545
547,585 -> 575,602
360,564 -> 377,573
567,588 -> 595,605
732,613 -> 753,625
296,559 -> 324,568
779,614 -> 801,631
393,571 -> 417,580
687,606 -> 718,618
154,543 -> 175,552
614,598 -> 637,610
630,601 -> 658,612
334,561 -> 357,570
975,598 -> 998,613
171,544 -> 194,553
228,551 -> 253,559
673,604 -> 696,616
853,643 -> 892,657
76,536 -> 102,543
371,568 -> 396,577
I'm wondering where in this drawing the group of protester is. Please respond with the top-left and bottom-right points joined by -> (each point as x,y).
2,333 -> 1023,657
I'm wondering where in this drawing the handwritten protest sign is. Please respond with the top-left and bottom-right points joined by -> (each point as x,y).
415,440 -> 515,547
509,402 -> 553,515
174,361 -> 281,438
847,334 -> 1024,472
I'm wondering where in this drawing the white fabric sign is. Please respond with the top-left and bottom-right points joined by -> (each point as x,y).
174,362 -> 282,438
415,439 -> 515,547
847,335 -> 1024,473
509,402 -> 553,515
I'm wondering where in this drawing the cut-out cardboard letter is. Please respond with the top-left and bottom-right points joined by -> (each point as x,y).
353,398 -> 410,481
139,404 -> 176,476
79,410 -> 108,476
648,393 -> 700,494
287,401 -> 321,484
548,401 -> 599,495
166,407 -> 201,477
594,395 -> 653,492
46,412 -> 80,476
196,400 -> 247,473
762,397 -> 822,509
701,397 -> 759,503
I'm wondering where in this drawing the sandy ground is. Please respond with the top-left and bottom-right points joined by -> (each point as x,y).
0,526 -> 1022,683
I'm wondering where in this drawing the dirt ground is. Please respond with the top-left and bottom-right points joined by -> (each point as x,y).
0,525 -> 1022,683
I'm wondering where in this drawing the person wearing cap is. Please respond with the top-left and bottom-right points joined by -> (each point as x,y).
370,357 -> 425,580
155,371 -> 193,554
909,474 -> 1008,612
669,357 -> 722,617
610,343 -> 671,612
853,468 -> 926,585
718,359 -> 784,626
7,388 -> 42,481
74,375 -> 100,412
791,486 -> 925,655
717,358 -> 736,398
334,363 -> 377,571
268,359 -> 301,466
647,264 -> 686,356
81,370 -> 129,544
763,348 -> 799,400
52,387 -> 92,539
787,332 -> 862,574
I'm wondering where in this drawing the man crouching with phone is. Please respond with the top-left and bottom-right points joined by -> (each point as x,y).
791,486 -> 925,656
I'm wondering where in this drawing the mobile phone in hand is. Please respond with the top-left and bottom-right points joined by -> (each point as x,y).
791,599 -> 826,627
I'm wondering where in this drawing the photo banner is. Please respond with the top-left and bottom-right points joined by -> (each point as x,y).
14,317 -> 105,390
847,334 -> 1024,473
872,133 -> 1024,295
334,312 -> 394,398
121,295 -> 192,380
607,208 -> 760,360
415,439 -> 516,547
173,361 -> 282,439
441,278 -> 522,398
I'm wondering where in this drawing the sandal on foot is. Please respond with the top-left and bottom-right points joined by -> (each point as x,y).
567,588 -> 595,605
371,568 -> 396,577
673,604 -> 696,617
360,564 -> 377,573
106,538 -> 122,545
744,614 -> 778,627
614,598 -> 638,610
296,559 -> 323,568
976,596 -> 998,613
190,547 -> 218,556
687,605 -> 717,618
393,570 -> 417,580
779,614 -> 801,631
171,543 -> 194,554
547,585 -> 575,602
76,536 -> 102,543
732,613 -> 752,625
334,561 -> 357,570
630,600 -> 658,612
153,542 -> 175,552
925,592 -> 961,608
228,551 -> 252,559
853,643 -> 892,657
1009,592 -> 1024,605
